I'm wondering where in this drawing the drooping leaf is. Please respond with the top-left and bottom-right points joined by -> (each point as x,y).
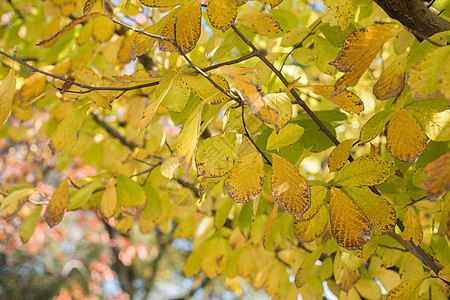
295,243 -> 325,288
294,85 -> 364,115
387,108 -> 427,162
238,12 -> 281,36
215,197 -> 235,229
183,73 -> 230,104
201,237 -> 229,278
334,154 -> 391,186
373,55 -> 406,100
386,276 -> 426,300
420,151 -> 450,201
330,23 -> 403,96
0,65 -> 16,127
263,203 -> 279,248
207,0 -> 237,31
67,177 -> 103,210
329,187 -> 372,250
402,206 -> 423,246
359,110 -> 394,143
300,185 -> 328,221
99,178 -> 117,219
271,153 -> 311,217
116,176 -> 147,216
266,123 -> 304,150
114,207 -> 134,234
327,138 -> 357,172
225,152 -> 264,203
19,205 -> 42,243
294,205 -> 328,243
44,178 -> 70,228
37,13 -> 103,46
334,250 -> 360,292
291,47 -> 317,65
0,188 -> 36,219
83,0 -> 97,15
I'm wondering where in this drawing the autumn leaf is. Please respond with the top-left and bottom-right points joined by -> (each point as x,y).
238,12 -> 281,36
266,123 -> 304,150
386,276 -> 426,300
99,178 -> 117,219
322,0 -> 355,30
387,109 -> 427,162
44,178 -> 70,228
373,55 -> 406,100
1,188 -> 36,219
359,110 -> 394,143
83,0 -> 97,15
330,23 -> 403,97
327,138 -> 357,172
207,0 -> 237,31
20,205 -> 43,243
294,205 -> 328,243
183,73 -> 230,104
329,187 -> 372,250
263,203 -> 279,248
92,16 -> 115,43
334,154 -> 391,186
420,151 -> 450,201
271,153 -> 311,218
0,65 -> 16,127
263,92 -> 292,132
402,206 -> 423,246
300,185 -> 328,221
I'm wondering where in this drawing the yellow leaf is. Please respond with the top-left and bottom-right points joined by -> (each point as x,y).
334,154 -> 391,186
0,188 -> 36,219
294,205 -> 328,243
263,93 -> 292,132
139,215 -> 155,233
183,73 -> 230,104
387,108 -> 427,162
207,0 -> 237,31
114,207 -> 134,234
408,46 -> 450,101
271,153 -> 311,217
438,264 -> 450,283
294,85 -> 364,115
402,206 -> 423,246
92,15 -> 115,42
117,34 -> 135,64
343,186 -> 396,234
159,69 -> 190,112
300,185 -> 328,221
421,152 -> 450,201
291,47 -> 317,65
212,65 -> 255,76
116,176 -> 147,216
280,27 -> 310,47
359,110 -> 394,143
201,238 -> 229,278
238,12 -> 281,36
266,123 -> 304,150
15,73 -> 46,106
225,152 -> 264,203
386,277 -> 426,300
37,12 -> 103,46
373,55 -> 406,100
256,0 -> 283,8
83,0 -> 97,15
295,243 -> 324,288
138,0 -> 184,7
323,0 -> 355,30
113,70 -> 160,83
44,178 -> 69,228
0,66 -> 16,127
438,192 -> 449,237
330,23 -> 403,96
20,205 -> 43,243
330,187 -> 371,250
263,203 -> 279,248
334,251 -> 360,292
327,138 -> 358,172
158,1 -> 202,53
434,277 -> 450,297
99,178 -> 117,219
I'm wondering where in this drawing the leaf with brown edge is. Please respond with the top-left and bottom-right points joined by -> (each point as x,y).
99,178 -> 117,219
329,187 -> 371,250
421,152 -> 450,201
330,23 -> 403,97
238,12 -> 281,36
225,152 -> 264,203
44,178 -> 69,228
327,138 -> 358,172
158,0 -> 202,53
294,205 -> 328,243
386,276 -> 426,300
387,109 -> 427,163
37,12 -> 103,46
402,206 -> 423,246
373,55 -> 406,100
271,153 -> 311,218
207,0 -> 237,31
294,85 -> 364,115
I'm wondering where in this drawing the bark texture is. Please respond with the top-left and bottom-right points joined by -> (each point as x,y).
374,0 -> 450,39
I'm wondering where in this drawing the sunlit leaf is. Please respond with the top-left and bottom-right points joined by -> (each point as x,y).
99,178 -> 117,219
92,16 -> 115,43
263,203 -> 279,248
263,92 -> 292,132
19,205 -> 43,243
373,55 -> 406,100
294,205 -> 328,243
329,187 -> 371,250
256,0 -> 283,8
138,0 -> 183,6
334,154 -> 391,186
420,152 -> 450,201
327,138 -> 357,172
183,73 -> 230,104
266,123 -> 304,150
67,177 -> 103,210
291,47 -> 317,65
386,276 -> 426,300
281,27 -> 310,47
334,250 -> 360,292
83,0 -> 97,15
300,185 -> 328,221
0,188 -> 36,219
0,65 -> 16,127
387,109 -> 427,162
359,110 -> 394,143
207,0 -> 237,31
201,238 -> 229,278
225,152 -> 264,203
322,0 -> 355,30
402,206 -> 423,246
271,153 -> 310,217
44,178 -> 69,228
238,12 -> 281,36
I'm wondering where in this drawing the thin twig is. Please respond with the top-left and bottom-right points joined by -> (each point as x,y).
378,244 -> 408,252
91,112 -> 139,150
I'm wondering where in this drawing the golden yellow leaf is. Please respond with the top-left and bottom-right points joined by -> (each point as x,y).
225,152 -> 264,203
159,1 -> 202,53
402,206 -> 423,246
238,12 -> 281,36
19,205 -> 42,243
263,203 -> 279,248
322,0 -> 355,30
0,66 -> 16,127
438,264 -> 450,283
15,73 -> 46,106
408,46 -> 450,101
213,65 -> 255,76
327,138 -> 358,172
99,178 -> 117,219
294,85 -> 364,115
387,108 -> 427,162
386,276 -> 426,300
330,23 -> 403,96
201,238 -> 229,278
438,193 -> 449,237
114,208 -> 134,234
117,34 -> 134,64
83,0 -> 97,15
207,0 -> 237,31
139,215 -> 155,233
271,153 -> 311,217
434,277 -> 450,297
176,105 -> 203,170
294,205 -> 328,243
183,73 -> 230,104
138,0 -> 184,6
37,12 -> 103,46
300,185 -> 328,221
421,152 -> 450,201
44,178 -> 69,228
256,0 -> 283,8
334,251 -> 360,292
263,93 -> 292,132
373,55 -> 406,100
92,15 -> 115,42
330,187 -> 371,250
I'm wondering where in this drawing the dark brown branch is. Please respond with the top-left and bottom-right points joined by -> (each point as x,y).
374,0 -> 450,40
90,112 -> 139,150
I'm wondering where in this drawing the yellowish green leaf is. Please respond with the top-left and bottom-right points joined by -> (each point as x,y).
334,154 -> 391,186
327,138 -> 357,172
386,276 -> 426,300
294,205 -> 328,243
116,176 -> 146,216
359,110 -> 394,143
201,237 -> 229,278
183,73 -> 230,104
115,207 -> 134,234
291,47 -> 317,65
438,193 -> 449,237
354,279 -> 382,300
280,28 -> 310,47
263,203 -> 279,248
421,152 -> 450,201
295,243 -> 325,288
402,206 -> 423,246
271,153 -> 311,217
263,92 -> 292,132
0,188 -> 36,219
300,185 -> 328,221
225,152 -> 264,203
266,123 -> 304,150
323,0 -> 355,30
207,0 -> 237,31
19,205 -> 42,243
387,108 -> 427,162
330,23 -> 403,96
99,178 -> 117,219
373,55 -> 406,100
138,0 -> 183,7
159,70 -> 190,112
294,85 -> 364,115
438,263 -> 450,282
67,177 -> 103,210
329,187 -> 371,250
238,12 -> 281,36
0,66 -> 16,127
113,70 -> 161,83
256,0 -> 283,8
44,178 -> 69,228
334,250 -> 360,292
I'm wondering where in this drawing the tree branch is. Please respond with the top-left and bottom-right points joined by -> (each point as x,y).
90,112 -> 139,150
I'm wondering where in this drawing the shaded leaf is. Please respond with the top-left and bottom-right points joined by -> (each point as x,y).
334,154 -> 391,186
19,206 -> 43,243
359,110 -> 394,143
373,55 -> 406,100
334,250 -> 360,292
44,178 -> 70,228
238,12 -> 281,36
402,206 -> 423,246
207,0 -> 237,31
327,138 -> 357,172
421,151 -> 450,201
116,176 -> 147,216
263,92 -> 292,132
263,203 -> 279,248
256,0 -> 283,8
201,238 -> 229,278
291,47 -> 317,65
0,188 -> 36,219
138,0 -> 183,7
300,185 -> 328,221
295,243 -> 325,288
438,263 -> 450,282
67,177 -> 103,210
115,207 -> 133,234
0,66 -> 16,127
99,178 -> 117,219
83,0 -> 97,15
294,205 -> 328,243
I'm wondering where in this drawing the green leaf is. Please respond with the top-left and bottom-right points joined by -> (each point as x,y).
67,177 -> 103,211
1,188 -> 36,219
360,110 -> 394,143
116,175 -> 147,216
335,154 -> 391,186
19,205 -> 42,243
